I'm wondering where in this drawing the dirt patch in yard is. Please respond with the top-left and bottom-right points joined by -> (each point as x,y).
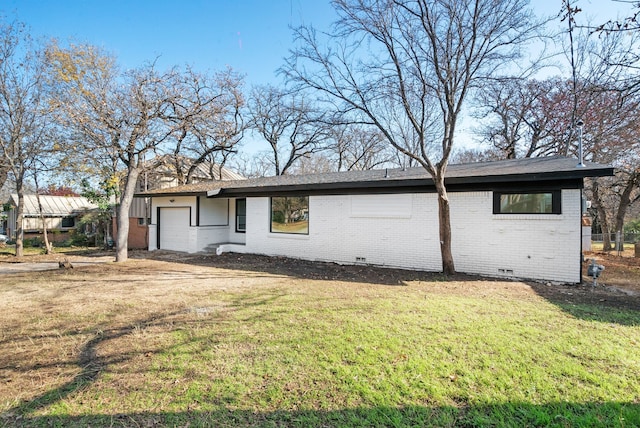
141,250 -> 640,313
1,249 -> 638,313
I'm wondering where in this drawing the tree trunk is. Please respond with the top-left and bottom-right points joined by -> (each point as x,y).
0,165 -> 8,192
38,205 -> 53,255
599,208 -> 613,251
115,168 -> 140,262
592,180 -> 612,251
434,174 -> 455,275
613,171 -> 639,250
34,179 -> 53,254
15,184 -> 24,258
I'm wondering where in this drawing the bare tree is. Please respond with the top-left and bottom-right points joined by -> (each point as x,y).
0,162 -> 8,191
589,2 -> 640,94
46,43 -> 183,262
476,76 -> 640,250
585,90 -> 640,250
0,21 -> 58,257
592,1 -> 640,33
327,124 -> 393,171
473,78 -> 557,159
285,152 -> 334,175
284,0 -> 540,275
227,152 -> 274,178
247,85 -> 329,176
166,67 -> 245,185
47,43 -> 248,260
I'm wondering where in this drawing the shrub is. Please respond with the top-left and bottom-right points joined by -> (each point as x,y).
69,231 -> 90,247
24,237 -> 43,248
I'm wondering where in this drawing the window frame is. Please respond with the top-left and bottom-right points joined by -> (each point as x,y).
493,190 -> 562,215
61,216 -> 75,228
270,196 -> 309,235
235,198 -> 246,233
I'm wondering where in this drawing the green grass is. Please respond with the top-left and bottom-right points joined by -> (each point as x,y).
0,244 -> 99,256
270,220 -> 309,234
1,264 -> 639,427
589,242 -> 636,253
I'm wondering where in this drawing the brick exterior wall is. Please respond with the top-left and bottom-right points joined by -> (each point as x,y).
242,190 -> 582,283
149,189 -> 583,283
112,217 -> 149,249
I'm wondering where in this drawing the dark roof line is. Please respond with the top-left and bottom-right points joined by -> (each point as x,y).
133,156 -> 613,198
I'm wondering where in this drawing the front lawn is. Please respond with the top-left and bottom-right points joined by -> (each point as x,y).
0,255 -> 638,427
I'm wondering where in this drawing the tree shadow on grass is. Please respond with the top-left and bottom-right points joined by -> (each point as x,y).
3,401 -> 638,427
528,282 -> 640,326
0,310 -> 184,424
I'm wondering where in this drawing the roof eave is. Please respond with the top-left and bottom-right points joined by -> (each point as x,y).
208,167 -> 614,198
134,191 -> 208,198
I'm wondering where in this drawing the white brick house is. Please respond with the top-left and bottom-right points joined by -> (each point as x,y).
137,156 -> 613,284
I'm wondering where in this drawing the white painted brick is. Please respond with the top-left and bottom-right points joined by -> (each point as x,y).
244,190 -> 583,283
151,190 -> 584,283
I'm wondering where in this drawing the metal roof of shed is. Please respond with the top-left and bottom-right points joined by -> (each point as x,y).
8,195 -> 98,217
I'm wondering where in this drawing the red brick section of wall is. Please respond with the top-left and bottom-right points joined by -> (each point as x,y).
112,217 -> 149,249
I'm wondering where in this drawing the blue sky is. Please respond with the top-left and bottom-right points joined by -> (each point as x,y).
3,0 -> 633,88
2,0 -> 337,86
1,0 -> 634,156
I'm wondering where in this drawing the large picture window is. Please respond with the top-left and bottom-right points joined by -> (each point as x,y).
494,191 -> 561,214
270,196 -> 309,234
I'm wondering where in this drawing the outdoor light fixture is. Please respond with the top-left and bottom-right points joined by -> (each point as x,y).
576,120 -> 585,168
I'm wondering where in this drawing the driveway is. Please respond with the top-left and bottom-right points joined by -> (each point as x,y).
0,255 -> 114,274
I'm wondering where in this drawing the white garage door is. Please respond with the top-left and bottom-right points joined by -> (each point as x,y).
159,207 -> 190,252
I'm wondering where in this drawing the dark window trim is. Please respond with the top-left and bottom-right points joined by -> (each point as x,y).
196,196 -> 200,226
156,207 -> 161,249
493,190 -> 562,215
269,196 -> 309,235
235,198 -> 246,233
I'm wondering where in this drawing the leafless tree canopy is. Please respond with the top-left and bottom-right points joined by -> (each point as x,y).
284,0 -> 540,274
473,4 -> 640,251
0,20 -> 59,256
167,67 -> 245,185
45,42 -> 246,261
247,85 -> 330,176
327,124 -> 394,171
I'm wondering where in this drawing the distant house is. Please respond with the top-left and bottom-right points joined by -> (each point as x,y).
4,194 -> 98,243
137,156 -> 613,284
0,210 -> 7,235
125,155 -> 244,249
139,154 -> 245,192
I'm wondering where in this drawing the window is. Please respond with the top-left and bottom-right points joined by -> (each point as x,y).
61,216 -> 75,228
270,196 -> 309,234
493,191 -> 561,214
236,198 -> 246,233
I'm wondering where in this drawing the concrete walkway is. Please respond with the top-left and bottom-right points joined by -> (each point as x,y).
0,256 -> 113,274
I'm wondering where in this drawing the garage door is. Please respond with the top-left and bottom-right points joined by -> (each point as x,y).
159,207 -> 190,252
